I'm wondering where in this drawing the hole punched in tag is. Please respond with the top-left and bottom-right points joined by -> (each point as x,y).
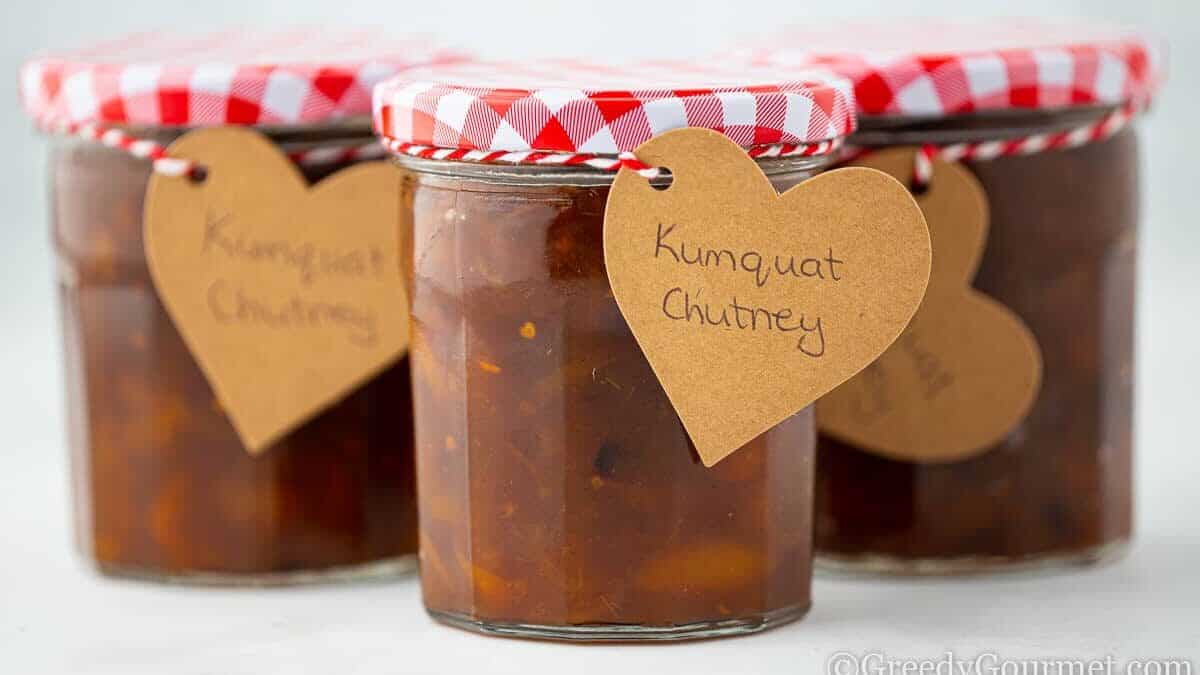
910,175 -> 930,196
649,167 -> 674,191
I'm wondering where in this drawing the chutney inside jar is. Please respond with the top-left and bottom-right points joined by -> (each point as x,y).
53,126 -> 418,584
401,157 -> 826,640
816,109 -> 1139,574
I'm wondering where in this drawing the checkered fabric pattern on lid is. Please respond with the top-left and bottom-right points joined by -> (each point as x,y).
734,19 -> 1164,118
372,60 -> 856,155
19,28 -> 468,128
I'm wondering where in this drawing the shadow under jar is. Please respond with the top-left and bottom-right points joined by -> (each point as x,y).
400,156 -> 828,640
816,108 -> 1140,574
52,126 -> 418,584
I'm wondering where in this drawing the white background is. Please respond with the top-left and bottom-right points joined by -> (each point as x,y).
1,1 -> 1198,674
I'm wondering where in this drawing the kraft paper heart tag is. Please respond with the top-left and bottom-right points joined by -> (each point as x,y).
604,128 -> 932,467
818,147 -> 1043,463
144,127 -> 410,454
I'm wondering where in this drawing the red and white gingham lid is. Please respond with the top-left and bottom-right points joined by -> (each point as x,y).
372,60 -> 857,156
20,28 -> 468,128
736,19 -> 1164,118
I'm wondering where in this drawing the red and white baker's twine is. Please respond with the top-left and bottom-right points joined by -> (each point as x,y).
380,136 -> 845,179
47,118 -> 840,181
381,100 -> 1138,180
45,99 -> 1140,183
864,100 -> 1143,191
40,120 -> 387,180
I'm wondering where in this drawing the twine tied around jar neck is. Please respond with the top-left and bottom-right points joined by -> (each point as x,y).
60,97 -> 1136,187
378,135 -> 846,181
38,119 -> 388,183
843,99 -> 1145,194
382,97 -> 1139,187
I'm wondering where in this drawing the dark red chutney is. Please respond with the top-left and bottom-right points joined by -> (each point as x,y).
817,116 -> 1136,573
53,129 -> 417,583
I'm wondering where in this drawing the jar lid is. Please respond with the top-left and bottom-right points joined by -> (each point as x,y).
372,60 -> 857,156
735,19 -> 1164,118
19,29 -> 468,128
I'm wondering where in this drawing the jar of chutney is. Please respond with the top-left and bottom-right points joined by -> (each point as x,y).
740,20 -> 1164,574
20,30 -> 465,584
375,61 -> 861,639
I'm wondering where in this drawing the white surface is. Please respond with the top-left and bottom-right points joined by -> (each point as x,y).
2,1 -> 1200,673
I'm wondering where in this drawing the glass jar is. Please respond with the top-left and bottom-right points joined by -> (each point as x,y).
53,126 -> 417,584
816,108 -> 1139,573
400,156 -> 828,640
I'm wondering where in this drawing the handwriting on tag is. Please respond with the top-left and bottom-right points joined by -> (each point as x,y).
818,147 -> 1042,463
144,127 -> 409,453
604,129 -> 932,466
